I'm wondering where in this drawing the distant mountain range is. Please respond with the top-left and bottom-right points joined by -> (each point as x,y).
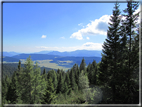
47,50 -> 102,57
3,50 -> 102,57
3,50 -> 102,71
3,52 -> 21,57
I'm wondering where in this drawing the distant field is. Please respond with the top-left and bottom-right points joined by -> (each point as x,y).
3,59 -> 71,71
35,60 -> 70,71
3,55 -> 101,71
19,59 -> 71,71
3,61 -> 18,63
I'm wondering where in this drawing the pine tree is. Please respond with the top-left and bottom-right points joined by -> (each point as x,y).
2,75 -> 10,104
17,56 -> 34,103
80,58 -> 86,72
98,2 -> 122,103
78,70 -> 89,91
42,68 -> 47,81
47,70 -> 58,93
6,71 -> 18,103
7,60 -> 23,103
65,73 -> 71,94
73,64 -> 79,86
30,62 -> 46,103
122,1 -> 139,103
18,60 -> 21,71
15,61 -> 24,104
43,68 -> 46,75
57,73 -> 65,93
42,77 -> 56,104
69,68 -> 78,91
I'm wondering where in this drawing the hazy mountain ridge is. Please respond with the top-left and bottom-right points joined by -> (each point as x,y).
3,52 -> 21,57
47,50 -> 102,57
3,50 -> 102,69
3,50 -> 102,57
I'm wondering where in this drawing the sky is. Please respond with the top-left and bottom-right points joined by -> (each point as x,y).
3,2 -> 140,53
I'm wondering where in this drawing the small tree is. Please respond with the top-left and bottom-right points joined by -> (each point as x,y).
78,70 -> 89,91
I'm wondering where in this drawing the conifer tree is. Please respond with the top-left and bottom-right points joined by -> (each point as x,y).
47,70 -> 58,93
98,2 -> 122,103
80,58 -> 86,72
17,56 -> 34,103
30,62 -> 46,103
64,82 -> 68,94
78,70 -> 89,91
65,73 -> 71,94
43,68 -> 46,75
42,77 -> 56,104
122,1 -> 139,103
18,60 -> 21,71
69,69 -> 78,91
2,75 -> 10,104
6,71 -> 18,103
73,64 -> 79,85
42,68 -> 47,81
57,73 -> 65,93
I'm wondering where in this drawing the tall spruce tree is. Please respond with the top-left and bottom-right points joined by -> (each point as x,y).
30,62 -> 46,103
17,56 -> 34,103
122,1 -> 139,103
98,2 -> 121,103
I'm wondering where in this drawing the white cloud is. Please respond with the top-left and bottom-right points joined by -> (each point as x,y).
60,36 -> 65,39
78,23 -> 83,27
70,6 -> 141,41
82,42 -> 103,50
70,15 -> 110,40
41,35 -> 46,38
36,42 -> 103,52
70,31 -> 83,40
86,37 -> 90,40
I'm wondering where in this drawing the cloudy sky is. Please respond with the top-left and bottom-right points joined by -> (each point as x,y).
3,2 -> 140,53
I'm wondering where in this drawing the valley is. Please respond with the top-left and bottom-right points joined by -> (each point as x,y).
3,50 -> 102,71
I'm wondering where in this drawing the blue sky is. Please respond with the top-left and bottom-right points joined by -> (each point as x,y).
3,2 -> 139,53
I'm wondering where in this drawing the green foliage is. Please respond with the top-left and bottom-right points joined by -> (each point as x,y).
47,69 -> 58,92
69,69 -> 78,91
55,90 -> 86,104
6,71 -> 18,103
78,70 -> 89,91
57,73 -> 65,93
98,2 -> 123,103
42,77 -> 56,104
2,75 -> 10,104
120,1 -> 139,103
30,62 -> 46,103
79,58 -> 86,72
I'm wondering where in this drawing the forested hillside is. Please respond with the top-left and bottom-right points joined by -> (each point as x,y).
3,63 -> 56,78
2,1 -> 140,105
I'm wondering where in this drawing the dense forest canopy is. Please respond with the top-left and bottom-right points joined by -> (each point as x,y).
2,1 -> 140,105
